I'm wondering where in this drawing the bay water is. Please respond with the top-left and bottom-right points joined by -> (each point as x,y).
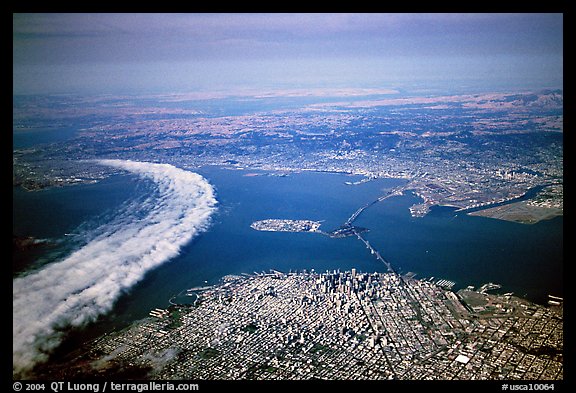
12,129 -> 563,362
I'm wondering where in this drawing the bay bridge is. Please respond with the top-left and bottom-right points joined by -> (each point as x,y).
341,185 -> 406,274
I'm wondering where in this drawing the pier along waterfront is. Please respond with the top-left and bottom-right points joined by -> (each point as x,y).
51,269 -> 562,380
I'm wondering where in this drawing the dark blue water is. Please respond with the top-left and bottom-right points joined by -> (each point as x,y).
12,174 -> 153,275
356,193 -> 563,304
11,123 -> 564,353
12,163 -> 563,364
13,166 -> 562,319
13,127 -> 81,149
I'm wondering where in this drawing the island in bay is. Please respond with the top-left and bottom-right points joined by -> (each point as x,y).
250,219 -> 323,233
14,89 -> 564,380
14,13 -> 564,383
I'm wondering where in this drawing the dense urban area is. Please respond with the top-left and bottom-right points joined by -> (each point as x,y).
38,270 -> 563,380
14,88 -> 563,381
13,89 -> 563,223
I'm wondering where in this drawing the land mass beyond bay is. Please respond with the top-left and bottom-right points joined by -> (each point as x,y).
13,89 -> 563,224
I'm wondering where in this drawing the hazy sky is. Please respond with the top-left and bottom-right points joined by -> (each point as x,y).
13,13 -> 563,95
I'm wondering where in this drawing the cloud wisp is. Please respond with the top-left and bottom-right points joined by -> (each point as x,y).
13,160 -> 217,377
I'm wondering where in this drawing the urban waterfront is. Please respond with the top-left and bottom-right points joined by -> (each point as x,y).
36,270 -> 563,380
13,166 -> 563,327
13,13 -> 564,382
12,107 -> 563,380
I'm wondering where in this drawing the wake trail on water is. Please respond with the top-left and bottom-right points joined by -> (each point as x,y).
13,160 -> 218,378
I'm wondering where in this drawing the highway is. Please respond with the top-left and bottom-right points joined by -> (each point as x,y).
341,185 -> 406,274
344,186 -> 405,226
352,228 -> 396,273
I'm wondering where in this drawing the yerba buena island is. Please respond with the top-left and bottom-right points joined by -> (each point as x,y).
35,187 -> 563,380
13,88 -> 564,381
14,14 -> 563,383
